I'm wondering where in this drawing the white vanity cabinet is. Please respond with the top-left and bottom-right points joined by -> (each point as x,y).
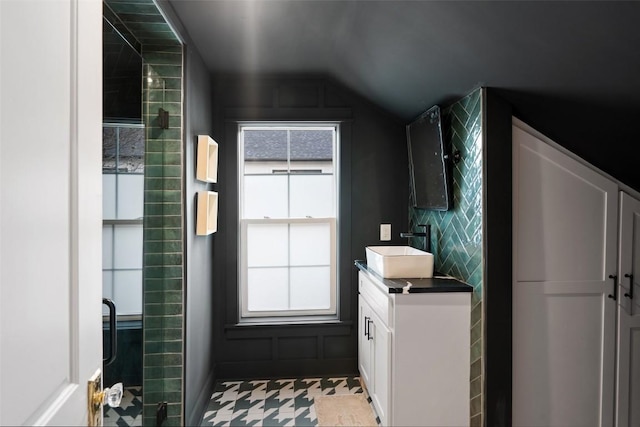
357,270 -> 471,427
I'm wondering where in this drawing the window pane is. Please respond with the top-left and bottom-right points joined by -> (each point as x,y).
247,223 -> 288,267
102,271 -> 113,316
118,127 -> 145,173
290,129 -> 333,169
117,174 -> 144,219
102,225 -> 113,269
113,270 -> 143,315
103,174 -> 116,219
290,266 -> 331,310
243,175 -> 288,218
290,175 -> 334,217
103,127 -> 117,171
113,224 -> 143,269
247,267 -> 289,311
244,129 -> 287,169
290,223 -> 330,266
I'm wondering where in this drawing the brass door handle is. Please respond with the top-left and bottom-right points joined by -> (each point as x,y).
88,370 -> 123,426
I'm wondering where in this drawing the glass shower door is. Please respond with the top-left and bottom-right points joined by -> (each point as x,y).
102,123 -> 145,425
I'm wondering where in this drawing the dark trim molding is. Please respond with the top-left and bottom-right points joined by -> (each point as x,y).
482,88 -> 513,427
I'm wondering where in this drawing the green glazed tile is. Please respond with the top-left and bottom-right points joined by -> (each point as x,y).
107,2 -> 159,16
156,340 -> 182,353
144,252 -> 183,266
144,365 -> 182,379
143,51 -> 182,65
471,338 -> 482,362
145,190 -> 181,203
145,378 -> 182,393
162,416 -> 182,427
145,302 -> 182,316
144,341 -> 164,354
145,265 -> 183,280
144,352 -> 182,367
143,241 -> 183,255
144,43 -> 183,53
167,404 -> 182,417
144,314 -> 183,329
471,300 -> 482,325
470,395 -> 482,417
160,153 -> 182,166
144,290 -> 182,304
143,391 -> 182,406
470,375 -> 482,399
146,140 -> 179,153
470,358 -> 482,380
471,322 -> 482,346
147,64 -> 182,78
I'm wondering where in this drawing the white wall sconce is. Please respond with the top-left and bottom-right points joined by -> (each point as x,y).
196,191 -> 218,235
196,135 -> 218,183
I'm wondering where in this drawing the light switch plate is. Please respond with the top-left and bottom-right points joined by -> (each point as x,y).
380,223 -> 391,241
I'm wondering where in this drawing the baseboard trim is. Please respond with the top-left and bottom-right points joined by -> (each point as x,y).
186,366 -> 217,427
216,358 -> 357,380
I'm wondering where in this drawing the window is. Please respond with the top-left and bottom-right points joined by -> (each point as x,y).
239,124 -> 338,320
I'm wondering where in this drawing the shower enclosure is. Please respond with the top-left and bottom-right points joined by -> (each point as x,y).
102,8 -> 145,425
102,1 -> 184,424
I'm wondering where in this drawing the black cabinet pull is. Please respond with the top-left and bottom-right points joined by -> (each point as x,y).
364,316 -> 370,337
624,273 -> 634,299
367,319 -> 373,340
608,275 -> 617,301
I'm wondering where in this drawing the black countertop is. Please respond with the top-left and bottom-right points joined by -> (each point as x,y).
355,260 -> 473,294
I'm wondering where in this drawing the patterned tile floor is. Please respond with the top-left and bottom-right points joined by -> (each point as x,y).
103,386 -> 143,427
201,376 -> 379,427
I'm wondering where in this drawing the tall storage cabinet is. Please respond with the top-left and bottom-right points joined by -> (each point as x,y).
616,193 -> 640,427
512,122 -> 640,427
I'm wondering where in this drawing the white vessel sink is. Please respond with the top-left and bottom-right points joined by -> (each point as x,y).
365,246 -> 434,278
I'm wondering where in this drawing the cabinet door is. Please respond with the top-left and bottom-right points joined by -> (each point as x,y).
370,316 -> 390,427
616,192 -> 640,427
358,296 -> 373,389
512,125 -> 618,427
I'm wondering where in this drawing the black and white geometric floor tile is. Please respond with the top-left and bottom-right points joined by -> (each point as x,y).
201,376 -> 379,427
103,386 -> 143,427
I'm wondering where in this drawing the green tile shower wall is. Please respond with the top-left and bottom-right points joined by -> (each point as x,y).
139,35 -> 183,427
104,1 -> 184,425
142,47 -> 183,427
410,88 -> 483,426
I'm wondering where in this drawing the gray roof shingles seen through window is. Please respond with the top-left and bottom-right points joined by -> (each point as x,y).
244,129 -> 333,161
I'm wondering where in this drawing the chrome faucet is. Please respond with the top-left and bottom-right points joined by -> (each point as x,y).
400,224 -> 431,253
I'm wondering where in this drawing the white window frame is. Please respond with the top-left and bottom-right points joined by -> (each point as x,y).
238,123 -> 339,321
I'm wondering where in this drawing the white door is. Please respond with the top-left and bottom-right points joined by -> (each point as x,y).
616,192 -> 640,427
0,0 -> 103,425
512,124 -> 618,427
